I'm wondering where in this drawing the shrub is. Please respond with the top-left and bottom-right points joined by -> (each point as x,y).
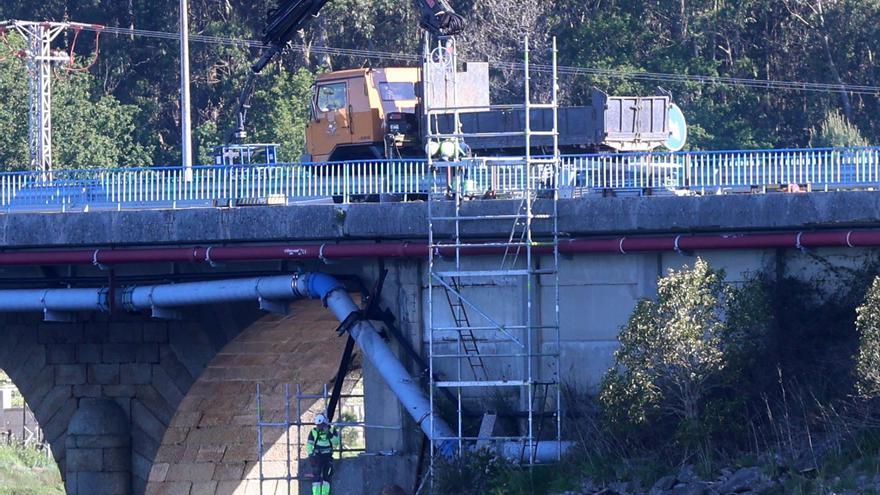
855,277 -> 880,397
600,259 -> 733,426
811,109 -> 869,148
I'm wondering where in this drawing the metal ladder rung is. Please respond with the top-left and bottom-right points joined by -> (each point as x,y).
431,214 -> 552,221
435,380 -> 530,388
527,130 -> 557,137
425,131 -> 526,139
527,103 -> 556,109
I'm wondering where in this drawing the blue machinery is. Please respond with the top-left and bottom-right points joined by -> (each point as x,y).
0,146 -> 878,213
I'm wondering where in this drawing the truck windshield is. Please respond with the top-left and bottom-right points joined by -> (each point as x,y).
379,82 -> 416,101
316,82 -> 347,111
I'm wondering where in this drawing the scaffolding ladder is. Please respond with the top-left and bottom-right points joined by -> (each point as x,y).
425,34 -> 563,480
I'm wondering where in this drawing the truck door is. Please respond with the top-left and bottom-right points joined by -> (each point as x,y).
306,81 -> 353,161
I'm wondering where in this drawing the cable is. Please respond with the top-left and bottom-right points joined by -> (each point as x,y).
78,24 -> 880,96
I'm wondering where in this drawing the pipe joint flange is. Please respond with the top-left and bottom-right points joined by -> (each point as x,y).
318,244 -> 337,265
204,247 -> 223,268
796,232 -> 806,252
92,249 -> 108,271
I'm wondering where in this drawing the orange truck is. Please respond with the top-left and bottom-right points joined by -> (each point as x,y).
302,64 -> 671,162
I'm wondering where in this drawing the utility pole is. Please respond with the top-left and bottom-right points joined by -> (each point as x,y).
179,0 -> 193,180
0,21 -> 77,174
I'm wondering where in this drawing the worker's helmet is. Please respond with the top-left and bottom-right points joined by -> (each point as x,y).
315,413 -> 328,425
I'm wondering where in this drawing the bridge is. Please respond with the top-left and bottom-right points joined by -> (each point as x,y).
1,147 -> 880,495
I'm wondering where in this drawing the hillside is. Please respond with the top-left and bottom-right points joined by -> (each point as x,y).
0,0 -> 875,169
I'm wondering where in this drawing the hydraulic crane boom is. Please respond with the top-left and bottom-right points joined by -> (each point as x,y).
227,0 -> 464,143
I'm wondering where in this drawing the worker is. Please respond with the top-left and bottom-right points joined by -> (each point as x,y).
306,412 -> 340,495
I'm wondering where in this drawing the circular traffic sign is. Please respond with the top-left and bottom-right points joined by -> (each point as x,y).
665,104 -> 688,152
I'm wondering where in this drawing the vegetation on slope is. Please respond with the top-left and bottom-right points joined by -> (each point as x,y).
0,0 -> 875,168
0,445 -> 63,495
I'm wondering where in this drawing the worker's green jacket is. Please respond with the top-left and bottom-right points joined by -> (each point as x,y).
306,427 -> 340,456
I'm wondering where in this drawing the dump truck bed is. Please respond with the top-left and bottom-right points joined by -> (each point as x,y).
431,91 -> 670,153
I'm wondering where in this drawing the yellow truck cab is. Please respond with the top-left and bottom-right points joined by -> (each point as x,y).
305,67 -> 421,163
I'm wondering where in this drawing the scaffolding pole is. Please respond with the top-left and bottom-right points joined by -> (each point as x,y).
425,34 -> 563,486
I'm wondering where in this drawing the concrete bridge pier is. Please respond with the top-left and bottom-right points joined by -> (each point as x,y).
66,398 -> 131,495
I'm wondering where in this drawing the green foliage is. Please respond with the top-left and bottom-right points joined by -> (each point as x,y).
0,1 -> 877,166
0,33 -> 151,169
856,277 -> 880,397
812,109 -> 870,148
600,259 -> 775,460
600,259 -> 733,427
433,449 -> 580,495
0,445 -> 63,494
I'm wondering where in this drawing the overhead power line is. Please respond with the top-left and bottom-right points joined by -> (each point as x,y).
77,24 -> 880,96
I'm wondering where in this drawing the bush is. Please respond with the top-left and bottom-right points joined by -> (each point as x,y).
856,277 -> 880,397
811,109 -> 869,148
599,259 -> 771,457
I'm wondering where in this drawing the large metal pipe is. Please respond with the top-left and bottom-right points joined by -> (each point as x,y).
292,272 -> 457,457
1,229 -> 880,267
116,273 -> 457,456
121,275 -> 301,311
0,288 -> 108,313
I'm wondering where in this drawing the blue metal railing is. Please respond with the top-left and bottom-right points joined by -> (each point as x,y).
1,147 -> 878,212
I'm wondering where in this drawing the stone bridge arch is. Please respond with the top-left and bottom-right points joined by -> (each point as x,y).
145,300 -> 346,495
0,299 -> 272,495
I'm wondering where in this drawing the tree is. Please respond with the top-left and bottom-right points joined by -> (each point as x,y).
811,109 -> 870,148
855,277 -> 880,398
599,259 -> 764,441
0,33 -> 151,170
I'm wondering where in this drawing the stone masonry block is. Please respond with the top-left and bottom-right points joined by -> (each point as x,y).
75,435 -> 130,449
103,385 -> 137,399
75,472 -> 130,495
66,447 -> 103,472
121,363 -> 152,384
88,364 -> 120,385
136,344 -> 160,364
213,462 -> 245,481
153,481 -> 192,495
165,462 -> 216,482
55,365 -> 87,385
151,366 -> 185,407
132,451 -> 152,481
103,447 -> 130,472
76,344 -> 102,363
109,322 -> 143,343
143,323 -> 169,343
72,385 -> 102,398
38,323 -> 84,344
102,343 -> 137,363
47,344 -> 77,364
159,347 -> 195,394
191,481 -> 219,495
132,400 -> 167,444
148,462 -> 170,482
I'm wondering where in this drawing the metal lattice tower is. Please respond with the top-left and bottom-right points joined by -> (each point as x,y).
1,21 -> 87,173
424,35 -> 562,482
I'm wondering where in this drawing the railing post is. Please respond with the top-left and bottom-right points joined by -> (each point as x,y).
343,162 -> 350,204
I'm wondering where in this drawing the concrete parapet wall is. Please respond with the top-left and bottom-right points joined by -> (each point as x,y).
2,192 -> 880,248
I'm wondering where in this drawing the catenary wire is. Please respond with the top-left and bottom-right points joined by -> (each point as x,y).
77,24 -> 880,96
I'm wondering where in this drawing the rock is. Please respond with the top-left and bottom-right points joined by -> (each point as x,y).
669,482 -> 710,495
650,475 -> 677,493
677,465 -> 698,483
714,467 -> 765,494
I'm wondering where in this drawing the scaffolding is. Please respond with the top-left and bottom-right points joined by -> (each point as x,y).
254,381 -> 370,495
424,33 -> 562,479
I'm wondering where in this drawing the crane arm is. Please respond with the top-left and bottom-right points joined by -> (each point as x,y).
227,0 -> 464,143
